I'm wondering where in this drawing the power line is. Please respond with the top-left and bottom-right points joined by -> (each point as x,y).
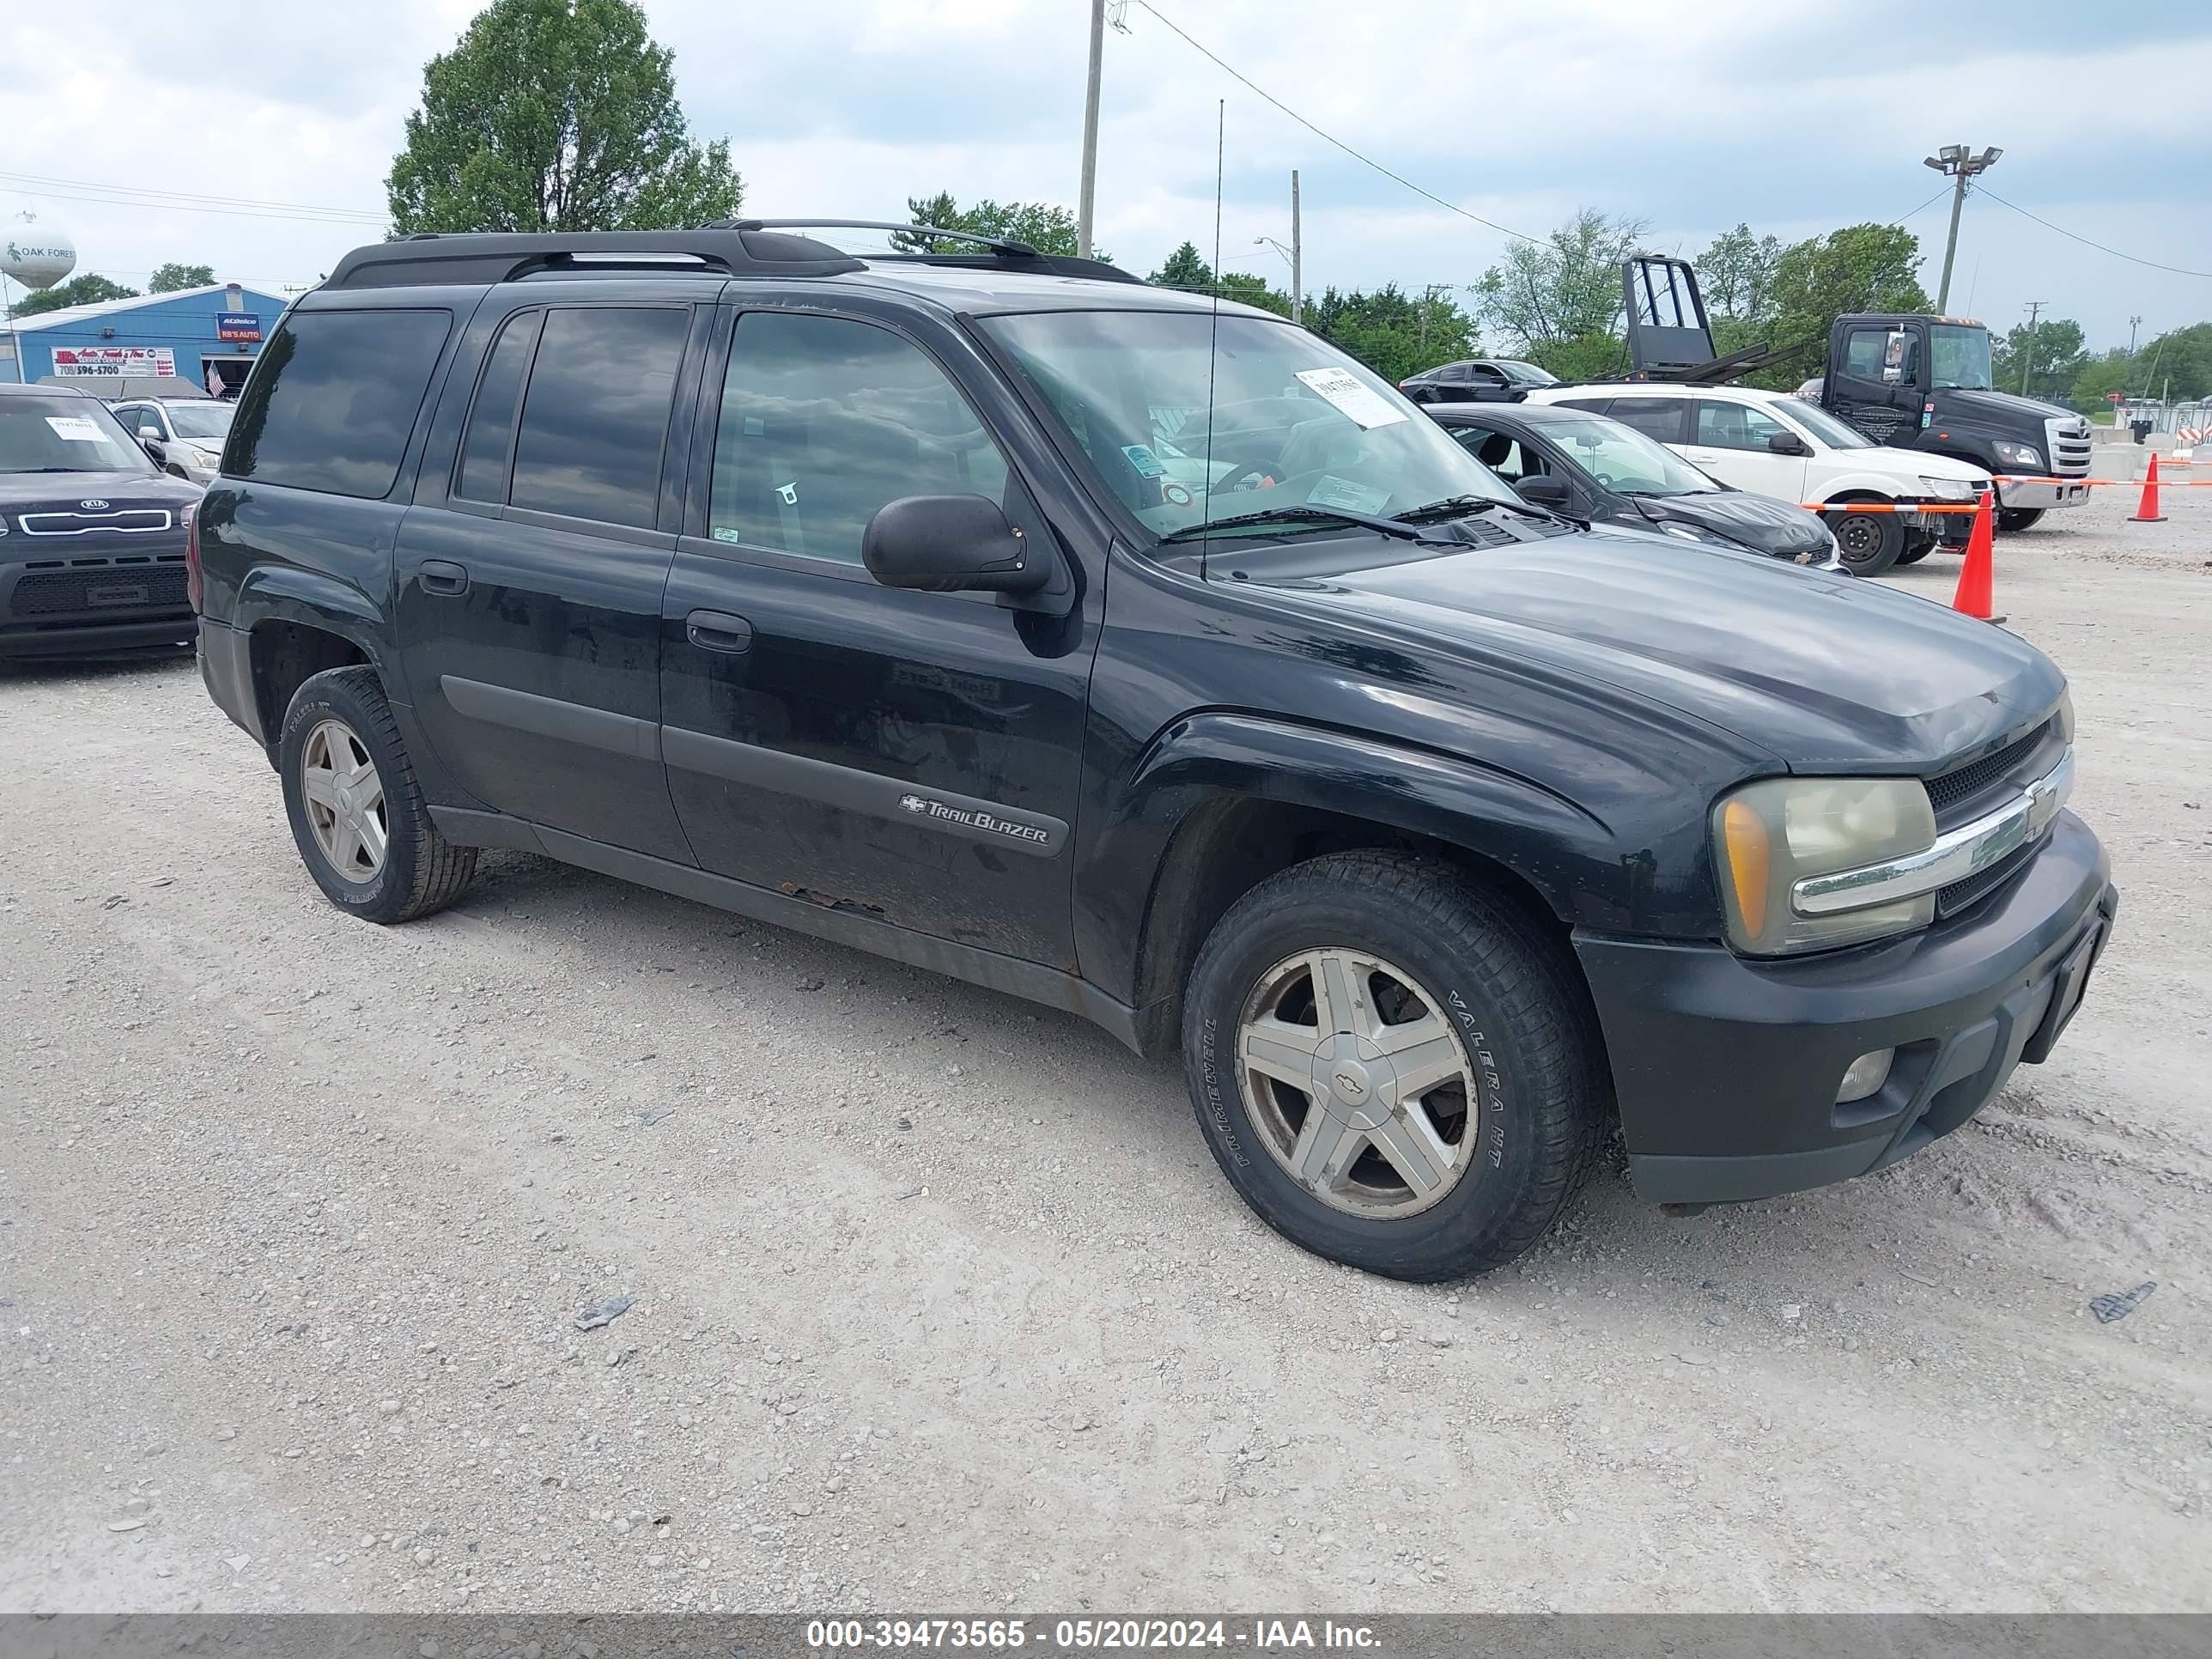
1127,1 -> 1540,245
0,170 -> 384,225
1969,181 -> 2212,280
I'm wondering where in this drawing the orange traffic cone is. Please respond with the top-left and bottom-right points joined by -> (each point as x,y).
1951,489 -> 2002,623
2130,452 -> 2166,522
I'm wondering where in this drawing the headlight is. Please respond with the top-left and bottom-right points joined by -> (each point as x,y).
2056,687 -> 2075,744
1713,776 -> 1937,955
1991,441 -> 2043,470
1918,476 -> 1977,501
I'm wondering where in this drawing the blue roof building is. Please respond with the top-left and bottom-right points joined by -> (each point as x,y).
2,282 -> 292,395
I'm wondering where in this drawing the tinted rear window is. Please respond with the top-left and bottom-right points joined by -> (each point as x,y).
223,309 -> 452,497
508,307 -> 688,529
455,310 -> 543,504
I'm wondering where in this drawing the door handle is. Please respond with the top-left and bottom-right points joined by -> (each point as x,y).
421,560 -> 469,596
686,609 -> 754,654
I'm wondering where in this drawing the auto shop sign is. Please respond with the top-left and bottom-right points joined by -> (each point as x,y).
216,311 -> 261,342
51,345 -> 175,379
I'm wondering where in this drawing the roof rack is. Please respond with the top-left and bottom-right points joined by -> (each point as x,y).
324,227 -> 866,290
322,221 -> 1144,292
718,219 -> 1146,285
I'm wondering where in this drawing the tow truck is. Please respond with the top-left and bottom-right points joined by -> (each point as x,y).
1619,255 -> 2093,532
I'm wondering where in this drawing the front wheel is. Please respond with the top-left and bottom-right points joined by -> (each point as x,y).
1182,852 -> 1608,1280
1996,507 -> 2045,533
1896,537 -> 1934,566
1826,505 -> 1904,575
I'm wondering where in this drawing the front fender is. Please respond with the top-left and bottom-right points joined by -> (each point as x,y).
1074,711 -> 1693,1024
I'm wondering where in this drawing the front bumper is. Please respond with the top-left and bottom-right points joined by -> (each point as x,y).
1,556 -> 196,660
1574,810 -> 2115,1205
1998,478 -> 2091,512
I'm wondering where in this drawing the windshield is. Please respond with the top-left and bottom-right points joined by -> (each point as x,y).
164,402 -> 235,441
0,395 -> 155,475
1929,325 -> 1994,392
979,310 -> 1516,541
1496,360 -> 1558,386
1778,398 -> 1873,451
1539,415 -> 1716,495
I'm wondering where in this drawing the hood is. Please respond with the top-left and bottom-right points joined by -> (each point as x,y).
0,468 -> 201,508
1938,386 -> 2081,427
1851,444 -> 1988,483
1258,527 -> 2063,772
1632,489 -> 1832,557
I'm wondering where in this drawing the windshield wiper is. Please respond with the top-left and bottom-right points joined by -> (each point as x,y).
1399,493 -> 1559,524
1161,506 -> 1433,544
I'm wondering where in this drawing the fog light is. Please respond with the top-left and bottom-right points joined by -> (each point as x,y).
1837,1048 -> 1895,1103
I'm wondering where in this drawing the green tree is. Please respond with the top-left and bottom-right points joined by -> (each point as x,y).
1213,271 -> 1291,318
1308,284 -> 1479,383
1758,222 -> 1929,385
2069,347 -> 2133,417
900,193 -> 1099,260
1696,222 -> 1784,362
1474,209 -> 1648,360
1992,317 -> 2087,403
2134,322 -> 2212,403
148,263 -> 216,293
1150,240 -> 1212,290
387,0 -> 742,234
12,274 -> 139,317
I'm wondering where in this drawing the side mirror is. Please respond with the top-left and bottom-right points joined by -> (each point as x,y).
1515,475 -> 1571,507
863,495 -> 1047,596
1768,432 -> 1812,457
139,422 -> 163,440
140,436 -> 167,464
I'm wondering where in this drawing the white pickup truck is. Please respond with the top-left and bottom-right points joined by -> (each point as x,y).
1523,382 -> 1991,576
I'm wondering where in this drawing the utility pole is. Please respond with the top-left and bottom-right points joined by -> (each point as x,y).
1290,169 -> 1303,326
1077,0 -> 1105,259
2020,300 -> 2045,395
1922,144 -> 2003,313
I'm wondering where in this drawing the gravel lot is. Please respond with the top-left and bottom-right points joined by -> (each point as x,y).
3,486 -> 2207,1616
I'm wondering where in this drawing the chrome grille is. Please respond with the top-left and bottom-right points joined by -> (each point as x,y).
1926,720 -> 2063,828
2045,415 -> 2092,478
18,507 -> 174,536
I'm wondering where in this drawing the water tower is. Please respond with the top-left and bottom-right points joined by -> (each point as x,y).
2,211 -> 78,291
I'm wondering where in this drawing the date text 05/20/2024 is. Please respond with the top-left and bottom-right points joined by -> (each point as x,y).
805,1619 -> 1382,1651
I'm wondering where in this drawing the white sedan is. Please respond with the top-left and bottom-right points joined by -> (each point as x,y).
1523,382 -> 1990,575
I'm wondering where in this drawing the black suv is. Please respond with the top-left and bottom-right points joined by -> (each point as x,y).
193,223 -> 2117,1280
1398,357 -> 1559,404
0,383 -> 203,659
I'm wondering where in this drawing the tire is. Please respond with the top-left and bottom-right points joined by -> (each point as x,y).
1182,851 -> 1609,1281
1996,508 -> 2045,533
1896,538 -> 1933,566
1826,505 -> 1903,575
277,665 -> 477,924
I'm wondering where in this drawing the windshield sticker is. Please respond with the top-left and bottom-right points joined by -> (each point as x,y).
1161,482 -> 1194,507
1121,444 -> 1166,479
46,416 -> 106,442
1307,475 -> 1391,515
1293,367 -> 1407,430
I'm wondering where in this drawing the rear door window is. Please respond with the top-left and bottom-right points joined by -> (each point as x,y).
708,312 -> 1010,566
223,308 -> 453,498
508,307 -> 689,529
1604,398 -> 1689,442
455,310 -> 544,505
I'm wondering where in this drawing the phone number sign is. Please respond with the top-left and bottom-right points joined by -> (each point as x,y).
51,345 -> 175,379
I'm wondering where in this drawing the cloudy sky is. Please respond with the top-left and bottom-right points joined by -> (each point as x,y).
5,0 -> 2209,352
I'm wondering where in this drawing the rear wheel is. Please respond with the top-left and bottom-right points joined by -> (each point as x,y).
278,665 -> 477,924
1182,851 -> 1607,1280
1826,505 -> 1904,575
1996,507 -> 2045,533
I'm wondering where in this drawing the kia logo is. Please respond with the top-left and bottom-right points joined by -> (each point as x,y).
80,498 -> 110,511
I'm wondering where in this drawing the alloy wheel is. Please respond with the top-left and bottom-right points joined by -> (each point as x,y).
1236,948 -> 1479,1219
301,719 -> 387,881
